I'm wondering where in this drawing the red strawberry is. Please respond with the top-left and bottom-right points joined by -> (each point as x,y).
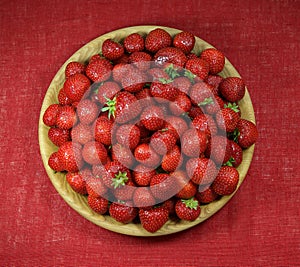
169,93 -> 192,116
200,48 -> 225,74
181,128 -> 208,157
173,170 -> 197,199
96,81 -> 121,105
236,119 -> 258,148
102,91 -> 141,124
192,114 -> 218,137
205,135 -> 232,165
94,116 -> 113,146
82,141 -> 108,165
85,176 -> 108,198
48,127 -> 70,147
173,31 -> 195,54
196,186 -> 218,204
163,115 -> 189,140
109,202 -> 138,223
139,206 -> 169,233
171,76 -> 191,95
111,143 -> 135,168
66,171 -> 87,195
150,80 -> 178,103
219,77 -> 245,102
186,157 -> 217,186
63,73 -> 91,102
145,28 -> 172,53
128,51 -> 152,71
56,105 -> 77,130
133,187 -> 156,208
150,129 -> 177,155
133,164 -> 156,186
43,104 -> 61,127
140,105 -> 165,131
48,152 -> 64,172
211,166 -> 239,195
58,87 -> 73,105
85,58 -> 113,82
76,99 -> 99,125
161,145 -> 182,172
65,61 -> 86,79
175,197 -> 201,221
123,33 -> 145,53
228,140 -> 243,167
185,58 -> 210,80
102,39 -> 124,60
205,74 -> 224,95
216,107 -> 240,132
121,67 -> 147,93
87,195 -> 109,214
57,141 -> 83,172
71,123 -> 93,145
154,47 -> 187,68
134,143 -> 161,168
115,124 -> 140,151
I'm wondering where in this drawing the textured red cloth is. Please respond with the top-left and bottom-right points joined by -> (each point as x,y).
1,0 -> 299,266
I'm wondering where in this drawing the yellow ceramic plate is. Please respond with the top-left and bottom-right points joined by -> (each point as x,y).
39,25 -> 256,236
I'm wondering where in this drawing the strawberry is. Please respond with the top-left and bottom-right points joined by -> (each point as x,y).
48,152 -> 64,172
120,67 -> 147,93
85,58 -> 113,82
76,99 -> 99,125
65,61 -> 86,79
43,104 -> 61,127
185,58 -> 210,80
163,115 -> 189,140
94,116 -> 113,146
211,166 -> 239,195
236,119 -> 258,148
139,206 -> 169,233
87,195 -> 109,214
56,105 -> 77,130
161,145 -> 182,172
186,157 -> 217,186
181,128 -> 208,157
215,107 -> 240,132
196,186 -> 218,204
192,114 -> 218,137
96,81 -> 121,105
85,176 -> 108,198
205,135 -> 232,165
123,33 -> 145,53
171,76 -> 191,95
115,124 -> 140,151
66,171 -> 87,195
200,48 -> 225,74
57,141 -> 83,172
133,187 -> 156,208
111,143 -> 135,168
228,140 -> 243,167
140,105 -> 165,131
219,77 -> 245,102
48,127 -> 70,147
154,47 -> 187,68
205,74 -> 224,95
134,143 -> 161,168
102,39 -> 124,60
103,161 -> 132,189
145,28 -> 172,53
150,129 -> 177,155
175,197 -> 201,221
173,31 -> 195,54
58,87 -> 73,105
173,170 -> 197,199
102,91 -> 141,124
133,164 -> 156,186
109,202 -> 138,223
128,51 -> 152,71
169,93 -> 192,116
63,73 -> 91,102
82,141 -> 108,165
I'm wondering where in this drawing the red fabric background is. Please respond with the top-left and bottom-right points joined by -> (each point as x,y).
1,0 -> 299,266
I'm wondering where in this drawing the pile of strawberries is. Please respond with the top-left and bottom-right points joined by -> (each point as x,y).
43,28 -> 258,233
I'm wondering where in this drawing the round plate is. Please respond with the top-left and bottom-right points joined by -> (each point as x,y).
39,25 -> 256,236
